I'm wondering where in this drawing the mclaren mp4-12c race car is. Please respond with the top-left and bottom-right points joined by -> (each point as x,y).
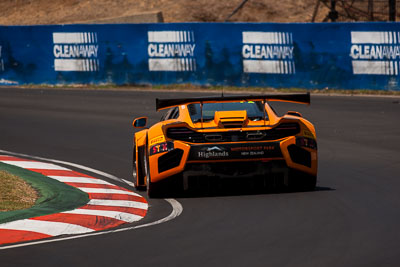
132,93 -> 317,197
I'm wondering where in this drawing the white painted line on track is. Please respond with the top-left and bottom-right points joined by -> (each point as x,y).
0,149 -> 129,186
133,198 -> 183,228
87,199 -> 148,210
1,161 -> 70,170
62,209 -> 143,222
0,199 -> 182,250
48,176 -> 113,184
0,149 -> 183,250
78,187 -> 141,196
121,179 -> 135,187
0,219 -> 94,236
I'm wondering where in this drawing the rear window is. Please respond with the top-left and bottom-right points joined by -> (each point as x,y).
188,101 -> 267,123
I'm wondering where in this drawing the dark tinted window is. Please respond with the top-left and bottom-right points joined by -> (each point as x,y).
188,101 -> 266,122
170,107 -> 179,119
160,107 -> 179,121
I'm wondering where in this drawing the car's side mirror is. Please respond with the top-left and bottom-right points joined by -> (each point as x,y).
133,117 -> 148,128
285,111 -> 303,117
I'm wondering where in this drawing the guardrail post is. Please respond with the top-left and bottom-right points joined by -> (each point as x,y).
389,0 -> 396,21
328,0 -> 338,22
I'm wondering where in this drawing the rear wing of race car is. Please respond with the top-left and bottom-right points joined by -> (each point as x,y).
155,92 -> 310,111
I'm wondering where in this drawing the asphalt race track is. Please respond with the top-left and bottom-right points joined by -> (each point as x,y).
1,88 -> 400,267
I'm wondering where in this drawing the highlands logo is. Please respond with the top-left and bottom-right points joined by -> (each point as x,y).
242,31 -> 295,74
53,32 -> 99,72
350,31 -> 400,75
147,31 -> 196,72
207,146 -> 223,152
197,151 -> 229,159
198,146 -> 229,159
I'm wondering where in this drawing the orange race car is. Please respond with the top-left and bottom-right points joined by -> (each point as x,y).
132,93 -> 317,197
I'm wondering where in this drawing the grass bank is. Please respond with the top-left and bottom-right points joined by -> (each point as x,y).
0,170 -> 38,212
0,162 -> 89,224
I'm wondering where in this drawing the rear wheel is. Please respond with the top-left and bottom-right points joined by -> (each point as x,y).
144,144 -> 160,198
304,175 -> 317,191
132,140 -> 137,185
288,169 -> 316,191
133,140 -> 146,191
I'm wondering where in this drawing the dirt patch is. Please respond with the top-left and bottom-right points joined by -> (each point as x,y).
1,0 -> 398,25
0,170 -> 38,212
0,0 -> 331,25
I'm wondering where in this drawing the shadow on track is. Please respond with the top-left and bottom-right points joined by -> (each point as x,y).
149,176 -> 335,199
176,185 -> 335,199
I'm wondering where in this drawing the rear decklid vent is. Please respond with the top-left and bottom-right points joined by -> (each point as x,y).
214,110 -> 248,128
166,127 -> 204,143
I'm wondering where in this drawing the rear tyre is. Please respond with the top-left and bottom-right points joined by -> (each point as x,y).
144,144 -> 160,198
133,140 -> 146,191
132,140 -> 137,185
288,169 -> 317,192
304,175 -> 317,191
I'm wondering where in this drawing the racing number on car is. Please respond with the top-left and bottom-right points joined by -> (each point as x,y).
152,143 -> 167,154
150,142 -> 174,155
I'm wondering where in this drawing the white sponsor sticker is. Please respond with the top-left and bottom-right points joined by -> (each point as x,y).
350,31 -> 400,75
52,32 -> 100,72
242,31 -> 295,74
147,31 -> 196,72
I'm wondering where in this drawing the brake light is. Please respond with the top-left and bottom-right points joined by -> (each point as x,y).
296,136 -> 317,150
275,123 -> 300,131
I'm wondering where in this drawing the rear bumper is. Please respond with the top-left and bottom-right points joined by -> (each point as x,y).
148,136 -> 317,183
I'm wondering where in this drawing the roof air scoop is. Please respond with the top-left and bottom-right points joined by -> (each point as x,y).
214,110 -> 248,128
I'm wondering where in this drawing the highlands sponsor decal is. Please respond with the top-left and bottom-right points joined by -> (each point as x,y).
230,145 -> 276,152
350,31 -> 400,75
197,151 -> 229,159
242,31 -> 295,74
147,31 -> 196,72
207,146 -> 224,152
231,145 -> 276,157
196,146 -> 229,159
52,32 -> 99,72
189,143 -> 282,160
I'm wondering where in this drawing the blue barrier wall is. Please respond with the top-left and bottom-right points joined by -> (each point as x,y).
0,22 -> 399,90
